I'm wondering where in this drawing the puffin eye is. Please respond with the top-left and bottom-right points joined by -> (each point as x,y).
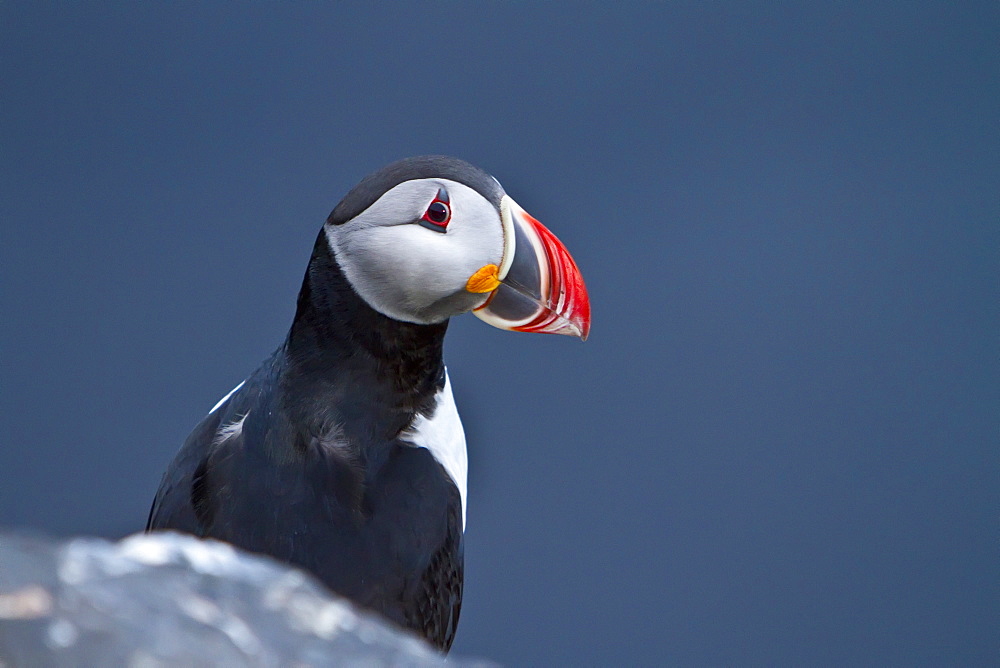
426,201 -> 449,223
419,188 -> 451,233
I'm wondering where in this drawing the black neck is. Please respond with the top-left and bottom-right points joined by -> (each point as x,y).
282,231 -> 448,444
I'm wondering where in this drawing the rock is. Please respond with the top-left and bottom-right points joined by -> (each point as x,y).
0,532 -> 490,667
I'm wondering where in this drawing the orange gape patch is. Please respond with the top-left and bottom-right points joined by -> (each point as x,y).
465,264 -> 501,293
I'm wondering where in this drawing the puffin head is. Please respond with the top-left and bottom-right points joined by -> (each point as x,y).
324,156 -> 590,339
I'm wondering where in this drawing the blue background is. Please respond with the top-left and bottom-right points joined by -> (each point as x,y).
2,3 -> 997,664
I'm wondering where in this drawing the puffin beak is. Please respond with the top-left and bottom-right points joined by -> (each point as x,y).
470,196 -> 591,340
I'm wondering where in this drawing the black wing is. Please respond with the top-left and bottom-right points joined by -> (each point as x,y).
407,510 -> 464,651
146,407 -> 224,534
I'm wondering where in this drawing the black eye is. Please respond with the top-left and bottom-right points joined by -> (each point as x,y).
419,188 -> 451,232
426,201 -> 449,223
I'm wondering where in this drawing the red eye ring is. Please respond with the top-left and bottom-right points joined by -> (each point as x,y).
419,188 -> 451,233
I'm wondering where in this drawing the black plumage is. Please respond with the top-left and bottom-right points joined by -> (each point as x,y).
147,228 -> 464,650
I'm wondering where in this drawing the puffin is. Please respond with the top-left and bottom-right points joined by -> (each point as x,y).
146,156 -> 590,651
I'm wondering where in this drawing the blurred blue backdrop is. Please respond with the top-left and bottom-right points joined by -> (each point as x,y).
2,3 -> 997,664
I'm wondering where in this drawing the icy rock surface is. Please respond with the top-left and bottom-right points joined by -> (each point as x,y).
0,532 -> 487,667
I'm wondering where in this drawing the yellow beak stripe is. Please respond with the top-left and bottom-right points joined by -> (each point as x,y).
465,264 -> 501,293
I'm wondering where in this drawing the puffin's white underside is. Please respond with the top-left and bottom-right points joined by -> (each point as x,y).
401,371 -> 468,529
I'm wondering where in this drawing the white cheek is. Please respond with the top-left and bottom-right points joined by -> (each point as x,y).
368,226 -> 478,302
328,179 -> 505,323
